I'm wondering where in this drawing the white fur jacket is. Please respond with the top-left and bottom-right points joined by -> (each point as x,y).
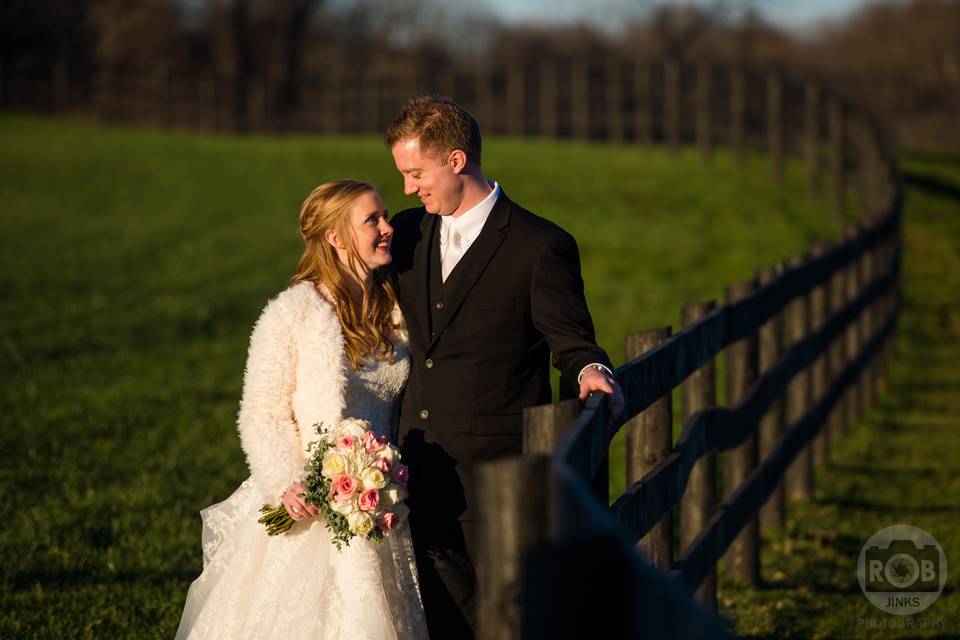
236,281 -> 351,499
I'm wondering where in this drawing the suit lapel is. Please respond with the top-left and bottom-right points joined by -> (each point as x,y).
427,193 -> 512,352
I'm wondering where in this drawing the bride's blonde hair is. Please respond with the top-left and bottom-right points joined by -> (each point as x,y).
291,180 -> 398,370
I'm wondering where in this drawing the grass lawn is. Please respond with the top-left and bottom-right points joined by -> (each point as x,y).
718,150 -> 960,637
1,114 -> 860,638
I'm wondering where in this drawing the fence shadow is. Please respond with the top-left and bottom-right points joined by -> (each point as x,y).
903,172 -> 960,201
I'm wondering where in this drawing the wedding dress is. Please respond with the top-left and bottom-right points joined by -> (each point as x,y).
176,338 -> 427,640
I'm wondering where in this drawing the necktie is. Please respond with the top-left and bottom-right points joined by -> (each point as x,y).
441,224 -> 462,282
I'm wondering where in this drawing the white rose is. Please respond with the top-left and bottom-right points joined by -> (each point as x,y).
330,497 -> 356,516
379,483 -> 408,508
338,418 -> 370,440
344,448 -> 367,475
321,452 -> 346,478
361,468 -> 387,490
347,511 -> 375,537
376,445 -> 399,466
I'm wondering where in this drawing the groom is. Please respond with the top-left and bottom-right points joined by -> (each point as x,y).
386,96 -> 624,638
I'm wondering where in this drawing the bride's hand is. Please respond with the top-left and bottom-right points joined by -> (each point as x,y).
282,482 -> 318,520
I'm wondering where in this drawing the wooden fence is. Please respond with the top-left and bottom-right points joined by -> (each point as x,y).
6,58 -> 890,223
463,68 -> 901,637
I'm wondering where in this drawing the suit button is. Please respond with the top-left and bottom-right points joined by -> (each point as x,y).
435,302 -> 445,310
424,359 -> 434,369
419,409 -> 429,420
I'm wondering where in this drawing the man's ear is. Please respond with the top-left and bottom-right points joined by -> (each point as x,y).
448,149 -> 468,175
326,229 -> 344,250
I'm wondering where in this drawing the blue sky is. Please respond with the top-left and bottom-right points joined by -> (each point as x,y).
484,0 -> 879,32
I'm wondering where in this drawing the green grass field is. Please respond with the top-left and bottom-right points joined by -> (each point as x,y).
3,115 -> 953,638
718,150 -> 960,638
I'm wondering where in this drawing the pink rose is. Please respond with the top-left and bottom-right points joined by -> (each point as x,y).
391,463 -> 409,488
331,474 -> 358,501
372,457 -> 391,474
336,435 -> 357,451
376,511 -> 399,532
358,488 -> 380,512
362,431 -> 388,454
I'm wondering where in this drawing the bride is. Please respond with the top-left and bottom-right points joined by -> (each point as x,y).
176,180 -> 428,639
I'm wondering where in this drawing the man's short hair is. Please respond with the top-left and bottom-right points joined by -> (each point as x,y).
385,95 -> 482,165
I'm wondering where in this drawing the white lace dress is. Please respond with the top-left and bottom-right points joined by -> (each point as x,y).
176,337 -> 427,640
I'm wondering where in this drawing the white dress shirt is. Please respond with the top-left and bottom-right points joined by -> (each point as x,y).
439,181 -> 500,282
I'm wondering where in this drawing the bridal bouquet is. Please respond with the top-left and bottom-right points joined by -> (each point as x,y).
258,418 -> 410,549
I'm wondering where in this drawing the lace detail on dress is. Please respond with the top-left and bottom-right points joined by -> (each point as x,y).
342,334 -> 410,442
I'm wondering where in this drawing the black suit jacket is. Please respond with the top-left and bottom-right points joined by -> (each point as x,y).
390,190 -> 611,523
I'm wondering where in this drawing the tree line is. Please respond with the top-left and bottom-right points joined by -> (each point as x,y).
2,0 -> 957,147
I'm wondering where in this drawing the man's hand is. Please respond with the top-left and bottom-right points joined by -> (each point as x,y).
578,367 -> 625,424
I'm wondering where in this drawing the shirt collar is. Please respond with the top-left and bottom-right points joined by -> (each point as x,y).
441,181 -> 500,243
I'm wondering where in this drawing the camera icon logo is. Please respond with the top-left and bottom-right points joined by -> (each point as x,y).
857,524 -> 947,615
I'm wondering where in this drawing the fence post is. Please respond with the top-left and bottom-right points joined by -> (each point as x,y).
724,280 -> 760,585
473,67 -> 495,139
362,72 -> 380,134
854,118 -> 870,220
876,233 -> 892,392
664,59 -> 681,152
211,73 -> 223,131
477,455 -> 552,640
810,242 -> 832,467
248,76 -> 266,132
680,301 -> 717,609
844,227 -> 862,426
860,236 -> 876,413
94,67 -> 108,122
539,60 -> 558,138
696,61 -> 712,161
829,97 -> 846,224
855,117 -> 886,222
571,58 -> 589,139
201,73 -> 217,131
506,65 -> 525,137
523,400 -> 607,504
785,254 -> 815,501
625,328 -> 673,570
634,60 -> 653,144
757,264 -> 786,533
51,52 -> 68,112
320,73 -> 339,134
805,82 -> 821,198
607,61 -> 624,142
731,67 -> 746,166
767,71 -> 784,183
829,249 -> 849,444
153,68 -> 170,127
523,400 -> 580,455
